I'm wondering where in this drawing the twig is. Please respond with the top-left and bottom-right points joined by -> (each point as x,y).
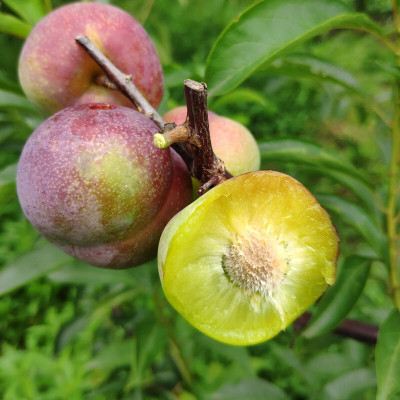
75,35 -> 193,169
154,80 -> 233,194
295,312 -> 378,345
184,80 -> 233,190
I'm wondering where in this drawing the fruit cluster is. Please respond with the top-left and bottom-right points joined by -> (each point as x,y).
16,2 -> 338,345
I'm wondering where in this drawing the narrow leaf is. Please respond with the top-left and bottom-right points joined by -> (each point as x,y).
0,89 -> 36,111
48,261 -> 137,285
126,317 -> 168,389
317,195 -> 388,262
0,69 -> 23,94
322,368 -> 376,400
3,0 -> 47,26
259,139 -> 366,183
0,163 -> 17,203
210,87 -> 271,109
87,339 -> 134,371
376,309 -> 400,400
206,0 -> 383,96
318,168 -> 382,225
262,54 -> 362,95
207,378 -> 289,400
0,242 -> 71,296
0,13 -> 31,38
55,315 -> 90,353
302,256 -> 371,339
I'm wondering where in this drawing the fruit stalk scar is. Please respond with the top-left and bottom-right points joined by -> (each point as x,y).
153,125 -> 191,149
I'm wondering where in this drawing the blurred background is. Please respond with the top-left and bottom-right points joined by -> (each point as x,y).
0,0 -> 397,399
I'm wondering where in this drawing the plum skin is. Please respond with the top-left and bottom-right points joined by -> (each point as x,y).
17,104 -> 192,269
163,106 -> 260,176
18,2 -> 163,116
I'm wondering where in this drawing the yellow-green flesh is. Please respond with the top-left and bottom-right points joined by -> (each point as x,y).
158,171 -> 338,345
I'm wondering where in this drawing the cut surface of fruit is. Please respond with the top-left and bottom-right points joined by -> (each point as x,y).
158,171 -> 338,345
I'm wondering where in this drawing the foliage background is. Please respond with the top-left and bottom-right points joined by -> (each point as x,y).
0,0 -> 399,399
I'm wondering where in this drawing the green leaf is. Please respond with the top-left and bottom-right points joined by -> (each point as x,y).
0,126 -> 14,145
0,242 -> 71,296
0,89 -> 36,111
0,69 -> 23,94
207,378 -> 289,400
317,195 -> 388,262
318,168 -> 382,225
55,315 -> 90,353
205,0 -> 383,96
262,54 -> 362,94
271,345 -> 314,387
302,256 -> 371,339
126,316 -> 168,390
262,54 -> 389,124
164,65 -> 191,88
0,163 -> 17,203
48,261 -> 137,285
376,309 -> 400,400
87,339 -> 134,372
0,12 -> 31,38
210,87 -> 272,109
198,335 -> 254,374
259,139 -> 367,183
3,0 -> 48,26
321,368 -> 376,400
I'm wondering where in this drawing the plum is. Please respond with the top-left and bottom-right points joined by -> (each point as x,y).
18,2 -> 163,115
17,104 -> 192,268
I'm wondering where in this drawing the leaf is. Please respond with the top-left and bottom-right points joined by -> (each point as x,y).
198,335 -> 254,374
55,315 -> 90,353
0,12 -> 31,38
321,368 -> 376,400
205,0 -> 383,96
48,261 -> 137,285
0,163 -> 17,203
163,65 -> 192,88
376,309 -> 400,400
87,339 -> 134,372
302,256 -> 371,339
0,127 -> 14,145
210,88 -> 272,109
0,89 -> 36,111
126,316 -> 168,390
259,139 -> 366,183
3,0 -> 47,26
318,168 -> 382,225
0,69 -> 23,94
271,345 -> 314,387
206,378 -> 289,400
262,54 -> 389,124
262,54 -> 362,95
0,242 -> 71,296
317,195 -> 388,262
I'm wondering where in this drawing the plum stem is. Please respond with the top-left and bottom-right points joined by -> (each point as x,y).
183,79 -> 233,194
75,35 -> 193,169
76,35 -> 232,194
